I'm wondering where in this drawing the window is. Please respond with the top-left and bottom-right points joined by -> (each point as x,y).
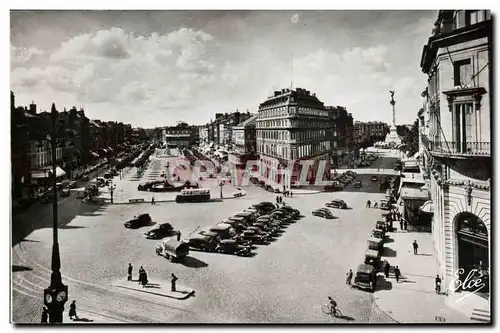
453,59 -> 471,86
453,103 -> 474,153
466,10 -> 484,25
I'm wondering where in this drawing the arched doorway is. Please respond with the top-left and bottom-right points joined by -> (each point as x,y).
454,212 -> 489,295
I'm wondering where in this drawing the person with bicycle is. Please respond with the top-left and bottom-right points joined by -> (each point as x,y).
328,296 -> 338,315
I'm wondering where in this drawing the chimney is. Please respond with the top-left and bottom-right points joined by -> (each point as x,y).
29,101 -> 37,115
274,91 -> 280,96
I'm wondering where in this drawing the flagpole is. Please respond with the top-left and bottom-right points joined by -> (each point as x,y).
290,50 -> 294,90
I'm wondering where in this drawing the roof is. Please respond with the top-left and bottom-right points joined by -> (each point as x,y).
400,188 -> 430,200
236,115 -> 257,127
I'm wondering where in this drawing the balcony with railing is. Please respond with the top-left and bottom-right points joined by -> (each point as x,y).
428,139 -> 490,156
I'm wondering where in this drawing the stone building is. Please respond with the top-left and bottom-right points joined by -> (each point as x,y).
256,88 -> 337,189
419,10 -> 491,298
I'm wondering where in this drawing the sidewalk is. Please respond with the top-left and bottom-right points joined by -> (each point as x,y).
113,278 -> 195,300
374,231 -> 474,323
63,309 -> 122,324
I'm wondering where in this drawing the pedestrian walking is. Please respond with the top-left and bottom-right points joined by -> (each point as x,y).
138,266 -> 145,284
435,275 -> 442,294
400,220 -> 403,231
290,191 -> 293,198
394,266 -> 401,283
69,300 -> 78,320
176,231 -> 181,242
41,306 -> 48,323
151,196 -> 155,205
404,220 -> 408,231
373,202 -> 378,208
366,200 -> 371,208
412,240 -> 419,255
384,261 -> 390,278
346,269 -> 353,285
127,263 -> 133,281
171,273 -> 178,292
141,269 -> 149,287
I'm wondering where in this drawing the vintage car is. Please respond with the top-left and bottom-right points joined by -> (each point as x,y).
227,216 -> 248,228
124,214 -> 152,229
144,223 -> 176,239
253,222 -> 279,236
246,226 -> 271,238
375,220 -> 389,232
60,188 -> 71,197
371,176 -> 379,182
312,208 -> 335,219
325,199 -> 348,209
280,205 -> 300,217
215,239 -> 251,256
367,236 -> 384,251
238,230 -> 267,244
379,200 -> 392,210
198,230 -> 223,242
364,249 -> 382,270
208,224 -> 238,239
252,202 -> 276,214
234,211 -> 258,223
186,234 -> 218,252
353,181 -> 362,188
372,228 -> 386,240
244,208 -> 261,217
354,264 -> 377,292
268,211 -> 291,223
155,239 -> 189,262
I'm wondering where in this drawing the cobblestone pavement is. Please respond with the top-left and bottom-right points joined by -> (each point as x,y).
12,155 -> 402,323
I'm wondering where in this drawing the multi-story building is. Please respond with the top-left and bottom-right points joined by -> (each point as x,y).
326,106 -> 354,167
228,115 -> 258,168
256,88 -> 336,189
199,125 -> 209,143
208,111 -> 253,149
420,10 -> 491,298
162,122 -> 197,148
353,121 -> 390,145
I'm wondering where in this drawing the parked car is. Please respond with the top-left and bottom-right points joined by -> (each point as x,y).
187,234 -> 219,252
353,181 -> 362,188
60,188 -> 71,197
238,230 -> 267,244
124,214 -> 152,228
312,208 -> 335,219
371,176 -> 379,182
215,240 -> 251,256
325,199 -> 348,209
144,223 -> 176,239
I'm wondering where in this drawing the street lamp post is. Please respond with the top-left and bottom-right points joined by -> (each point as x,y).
43,104 -> 68,323
219,180 -> 224,199
109,181 -> 116,204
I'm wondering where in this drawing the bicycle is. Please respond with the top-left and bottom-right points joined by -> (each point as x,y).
321,304 -> 343,317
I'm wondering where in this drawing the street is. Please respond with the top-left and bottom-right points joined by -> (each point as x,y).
12,154 -> 399,323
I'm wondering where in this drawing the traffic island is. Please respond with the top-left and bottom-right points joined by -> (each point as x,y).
113,278 -> 195,300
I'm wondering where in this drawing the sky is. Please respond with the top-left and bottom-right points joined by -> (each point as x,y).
10,10 -> 437,128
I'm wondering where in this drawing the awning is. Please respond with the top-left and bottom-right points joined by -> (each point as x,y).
31,166 -> 66,179
420,200 -> 434,214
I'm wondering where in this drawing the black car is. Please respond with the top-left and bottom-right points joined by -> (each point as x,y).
325,200 -> 348,209
371,176 -> 379,182
144,223 -> 176,239
124,214 -> 152,228
312,208 -> 335,219
215,240 -> 251,256
187,235 -> 218,252
238,230 -> 267,244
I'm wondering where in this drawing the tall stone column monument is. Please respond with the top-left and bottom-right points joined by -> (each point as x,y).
384,90 -> 402,144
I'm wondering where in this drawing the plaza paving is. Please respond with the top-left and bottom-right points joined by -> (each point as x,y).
10,152 -> 471,324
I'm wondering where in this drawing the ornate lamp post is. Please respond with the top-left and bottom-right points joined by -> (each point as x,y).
43,103 -> 68,323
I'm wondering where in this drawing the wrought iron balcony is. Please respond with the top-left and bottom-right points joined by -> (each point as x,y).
428,140 -> 490,156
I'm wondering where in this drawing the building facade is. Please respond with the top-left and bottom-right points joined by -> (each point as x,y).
256,88 -> 336,189
228,115 -> 258,168
353,121 -> 390,146
162,122 -> 195,148
326,106 -> 354,167
420,10 -> 491,296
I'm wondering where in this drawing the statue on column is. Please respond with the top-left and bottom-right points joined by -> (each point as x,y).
389,90 -> 395,105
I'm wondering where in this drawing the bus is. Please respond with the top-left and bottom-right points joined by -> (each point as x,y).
175,188 -> 211,203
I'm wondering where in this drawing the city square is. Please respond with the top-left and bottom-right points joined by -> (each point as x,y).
10,9 -> 491,325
